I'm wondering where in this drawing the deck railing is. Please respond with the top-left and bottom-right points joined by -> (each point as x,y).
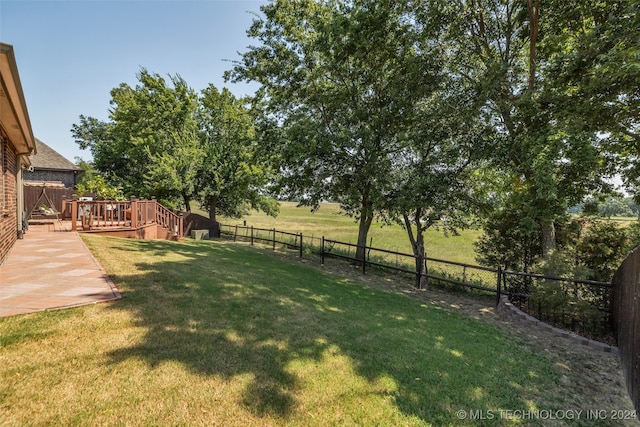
154,201 -> 184,237
63,198 -> 183,239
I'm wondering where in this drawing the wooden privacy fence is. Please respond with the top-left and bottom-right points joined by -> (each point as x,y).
219,223 -> 613,342
612,246 -> 640,413
24,186 -> 78,219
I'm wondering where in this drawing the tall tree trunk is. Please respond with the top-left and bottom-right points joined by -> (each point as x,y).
403,210 -> 428,289
355,212 -> 374,264
208,196 -> 218,222
541,221 -> 556,261
182,190 -> 191,212
355,196 -> 374,263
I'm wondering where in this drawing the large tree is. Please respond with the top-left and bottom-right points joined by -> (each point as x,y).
544,0 -> 640,199
72,70 -> 277,218
439,0 -> 617,267
385,78 -> 492,287
197,85 -> 278,221
227,0 -> 442,261
72,69 -> 201,209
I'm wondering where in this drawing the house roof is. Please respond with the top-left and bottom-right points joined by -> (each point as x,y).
30,138 -> 82,171
0,42 -> 36,160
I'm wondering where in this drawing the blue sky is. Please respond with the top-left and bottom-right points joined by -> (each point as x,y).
0,0 -> 267,162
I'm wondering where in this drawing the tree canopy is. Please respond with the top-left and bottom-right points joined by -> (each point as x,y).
72,69 -> 277,220
425,0 -> 639,271
72,69 -> 200,208
72,0 -> 638,276
197,85 -> 278,221
227,0 -> 446,260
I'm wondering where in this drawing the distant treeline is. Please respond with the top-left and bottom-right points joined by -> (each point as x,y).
569,197 -> 640,219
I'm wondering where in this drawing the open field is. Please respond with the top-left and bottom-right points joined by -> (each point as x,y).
608,217 -> 640,227
610,216 -> 640,222
214,203 -> 640,267
216,202 -> 483,266
3,235 -> 634,425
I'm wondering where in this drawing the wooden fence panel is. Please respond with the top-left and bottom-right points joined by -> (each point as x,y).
24,186 -> 78,219
612,246 -> 640,413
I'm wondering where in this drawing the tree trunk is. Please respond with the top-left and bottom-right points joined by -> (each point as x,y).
541,221 -> 556,261
415,240 -> 427,289
403,210 -> 428,289
182,190 -> 192,213
355,213 -> 373,264
208,196 -> 218,222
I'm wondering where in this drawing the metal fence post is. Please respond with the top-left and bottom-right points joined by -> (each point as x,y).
250,226 -> 254,245
234,224 -> 238,242
299,233 -> 303,258
416,253 -> 422,289
362,244 -> 366,275
321,236 -> 325,265
273,228 -> 276,250
496,266 -> 502,307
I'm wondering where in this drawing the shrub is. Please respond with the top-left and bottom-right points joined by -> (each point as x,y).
624,221 -> 640,254
575,220 -> 628,282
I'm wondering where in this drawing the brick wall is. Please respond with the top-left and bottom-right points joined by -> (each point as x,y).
25,169 -> 77,189
1,140 -> 18,265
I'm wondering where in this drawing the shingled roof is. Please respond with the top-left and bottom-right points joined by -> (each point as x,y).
30,138 -> 82,171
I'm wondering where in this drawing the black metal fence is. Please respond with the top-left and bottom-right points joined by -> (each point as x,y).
220,224 -> 310,257
218,223 -> 614,342
503,270 -> 613,342
319,237 -> 499,294
612,246 -> 640,413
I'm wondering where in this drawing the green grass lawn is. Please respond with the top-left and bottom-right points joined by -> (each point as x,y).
215,201 -> 483,266
1,235 -> 569,426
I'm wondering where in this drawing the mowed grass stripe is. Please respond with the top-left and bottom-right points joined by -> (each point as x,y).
1,236 -> 561,426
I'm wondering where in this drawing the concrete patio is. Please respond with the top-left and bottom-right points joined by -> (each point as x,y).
0,221 -> 121,317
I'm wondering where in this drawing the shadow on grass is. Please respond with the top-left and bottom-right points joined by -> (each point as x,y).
99,237 -> 558,423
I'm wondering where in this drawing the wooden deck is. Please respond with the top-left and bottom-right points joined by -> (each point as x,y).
60,199 -> 184,241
